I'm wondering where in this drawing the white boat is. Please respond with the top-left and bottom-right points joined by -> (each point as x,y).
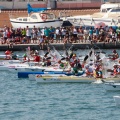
10,12 -> 63,28
61,3 -> 120,27
113,96 -> 120,106
35,75 -> 96,83
104,82 -> 120,91
9,4 -> 63,28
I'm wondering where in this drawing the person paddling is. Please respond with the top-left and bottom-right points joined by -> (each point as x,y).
108,49 -> 119,60
5,49 -> 11,59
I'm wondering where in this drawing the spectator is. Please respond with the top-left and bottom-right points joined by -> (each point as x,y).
26,26 -> 31,43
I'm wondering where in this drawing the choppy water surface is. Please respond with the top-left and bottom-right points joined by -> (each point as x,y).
0,50 -> 120,120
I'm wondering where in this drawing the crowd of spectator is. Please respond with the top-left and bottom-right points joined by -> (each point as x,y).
0,25 -> 120,49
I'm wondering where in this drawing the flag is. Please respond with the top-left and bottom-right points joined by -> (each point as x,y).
27,3 -> 47,14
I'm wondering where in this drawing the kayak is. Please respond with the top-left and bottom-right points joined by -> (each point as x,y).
18,71 -> 84,78
35,75 -> 96,83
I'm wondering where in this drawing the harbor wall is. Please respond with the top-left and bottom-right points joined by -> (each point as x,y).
0,43 -> 119,51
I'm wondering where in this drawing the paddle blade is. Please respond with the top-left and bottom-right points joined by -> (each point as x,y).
69,53 -> 73,59
89,51 -> 92,57
44,52 -> 49,57
61,57 -> 66,60
46,57 -> 51,60
84,55 -> 89,62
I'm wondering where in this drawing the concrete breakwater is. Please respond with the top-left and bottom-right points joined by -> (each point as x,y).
0,42 -> 119,51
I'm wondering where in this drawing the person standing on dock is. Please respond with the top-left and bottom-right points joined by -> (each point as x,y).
26,26 -> 31,43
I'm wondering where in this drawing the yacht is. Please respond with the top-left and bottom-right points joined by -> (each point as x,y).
61,3 -> 120,27
9,4 -> 63,28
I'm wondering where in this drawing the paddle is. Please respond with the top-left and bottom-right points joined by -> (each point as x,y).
44,52 -> 49,57
83,55 -> 89,62
46,57 -> 51,60
61,57 -> 66,60
96,51 -> 106,54
70,53 -> 73,59
51,57 -> 66,64
89,50 -> 92,57
101,79 -> 106,83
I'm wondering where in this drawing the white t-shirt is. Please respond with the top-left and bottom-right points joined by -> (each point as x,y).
41,29 -> 45,36
73,28 -> 77,34
55,29 -> 60,35
3,31 -> 7,37
39,37 -> 43,43
26,29 -> 31,36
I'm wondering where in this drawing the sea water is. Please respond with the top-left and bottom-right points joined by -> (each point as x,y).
0,49 -> 120,120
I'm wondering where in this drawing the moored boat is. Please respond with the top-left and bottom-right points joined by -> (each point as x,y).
9,4 -> 63,28
61,3 -> 120,27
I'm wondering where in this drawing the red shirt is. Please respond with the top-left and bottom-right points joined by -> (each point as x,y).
34,56 -> 40,62
5,50 -> 11,55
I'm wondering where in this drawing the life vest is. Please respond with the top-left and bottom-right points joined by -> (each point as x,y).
5,50 -> 11,59
86,69 -> 91,76
23,57 -> 27,61
5,50 -> 11,55
113,68 -> 118,76
96,71 -> 103,78
34,56 -> 40,62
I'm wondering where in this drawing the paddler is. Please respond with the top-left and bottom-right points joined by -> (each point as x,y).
23,53 -> 27,62
34,52 -> 40,62
94,65 -> 103,78
5,49 -> 11,59
112,64 -> 119,76
85,64 -> 94,77
11,52 -> 18,60
108,49 -> 119,60
64,62 -> 79,75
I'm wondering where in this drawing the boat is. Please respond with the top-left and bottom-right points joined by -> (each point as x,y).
61,3 -> 120,27
113,96 -> 120,106
9,3 -> 63,28
35,75 -> 96,83
104,82 -> 120,91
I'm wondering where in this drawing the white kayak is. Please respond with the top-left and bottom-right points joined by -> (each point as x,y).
104,82 -> 120,91
113,96 -> 120,106
29,74 -> 67,81
35,75 -> 97,83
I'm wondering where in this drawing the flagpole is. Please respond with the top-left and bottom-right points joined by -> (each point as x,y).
27,0 -> 30,17
12,0 -> 14,10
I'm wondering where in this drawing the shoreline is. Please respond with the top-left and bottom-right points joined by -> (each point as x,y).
0,42 -> 119,51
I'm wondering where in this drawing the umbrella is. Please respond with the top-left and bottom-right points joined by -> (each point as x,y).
95,22 -> 106,28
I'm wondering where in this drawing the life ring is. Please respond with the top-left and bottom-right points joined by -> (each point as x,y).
41,14 -> 47,21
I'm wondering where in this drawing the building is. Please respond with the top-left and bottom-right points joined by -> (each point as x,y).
0,0 -> 116,10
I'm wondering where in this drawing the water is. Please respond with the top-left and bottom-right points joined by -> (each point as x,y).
0,50 -> 120,120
